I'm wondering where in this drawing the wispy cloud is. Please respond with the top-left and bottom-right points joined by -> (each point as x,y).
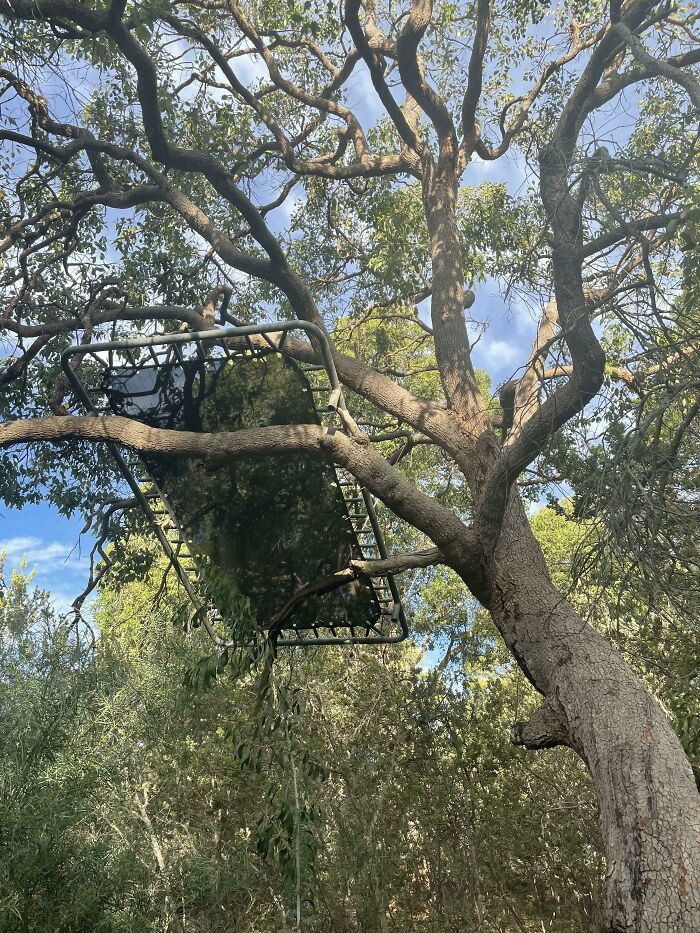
0,533 -> 94,617
0,535 -> 90,574
0,504 -> 96,615
0,535 -> 41,555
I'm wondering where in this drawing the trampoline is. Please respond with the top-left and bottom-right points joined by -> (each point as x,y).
62,322 -> 407,647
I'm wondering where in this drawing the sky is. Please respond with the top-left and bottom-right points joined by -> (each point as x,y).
0,502 -> 94,614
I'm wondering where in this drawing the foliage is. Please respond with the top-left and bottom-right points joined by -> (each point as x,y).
0,530 -> 610,932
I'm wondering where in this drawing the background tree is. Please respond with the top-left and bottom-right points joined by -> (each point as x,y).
0,1 -> 699,929
1,536 -> 605,932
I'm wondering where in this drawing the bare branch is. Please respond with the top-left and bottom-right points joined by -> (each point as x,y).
582,211 -> 684,258
268,546 -> 443,631
618,24 -> 700,108
350,547 -> 443,575
343,0 -> 426,159
461,0 -> 491,158
397,0 -> 456,144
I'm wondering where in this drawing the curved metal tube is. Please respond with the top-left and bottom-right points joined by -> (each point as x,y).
61,320 -> 342,410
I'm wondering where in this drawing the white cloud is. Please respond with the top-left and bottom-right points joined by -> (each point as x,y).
0,536 -> 90,574
469,155 -> 497,177
509,296 -> 540,337
0,534 -> 94,617
233,53 -> 268,86
0,535 -> 42,556
479,338 -> 521,368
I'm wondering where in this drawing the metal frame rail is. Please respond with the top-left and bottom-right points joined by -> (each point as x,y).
61,322 -> 408,646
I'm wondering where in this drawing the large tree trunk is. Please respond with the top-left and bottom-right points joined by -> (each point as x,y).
468,499 -> 700,932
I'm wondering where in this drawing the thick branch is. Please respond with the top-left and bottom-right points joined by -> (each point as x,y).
619,23 -> 700,108
224,330 -> 476,471
581,211 -> 683,258
0,416 -> 475,561
471,7 -> 663,544
397,0 -> 456,144
461,0 -> 491,157
0,335 -> 51,387
344,0 -> 426,158
351,546 -> 443,575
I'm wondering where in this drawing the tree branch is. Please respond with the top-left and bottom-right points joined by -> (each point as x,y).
397,0 -> 456,144
344,0 -> 426,159
0,416 -> 475,560
267,546 -> 444,631
461,0 -> 491,158
511,699 -> 571,750
350,546 -> 443,575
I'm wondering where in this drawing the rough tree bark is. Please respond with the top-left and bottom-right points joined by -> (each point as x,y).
480,501 -> 700,932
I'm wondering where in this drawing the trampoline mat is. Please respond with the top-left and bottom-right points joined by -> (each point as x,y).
103,354 -> 382,636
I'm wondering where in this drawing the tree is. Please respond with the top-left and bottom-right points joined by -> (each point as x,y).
0,1 -> 698,928
0,561 -> 121,931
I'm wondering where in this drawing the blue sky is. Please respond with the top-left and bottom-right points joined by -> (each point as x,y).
0,502 -> 94,614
